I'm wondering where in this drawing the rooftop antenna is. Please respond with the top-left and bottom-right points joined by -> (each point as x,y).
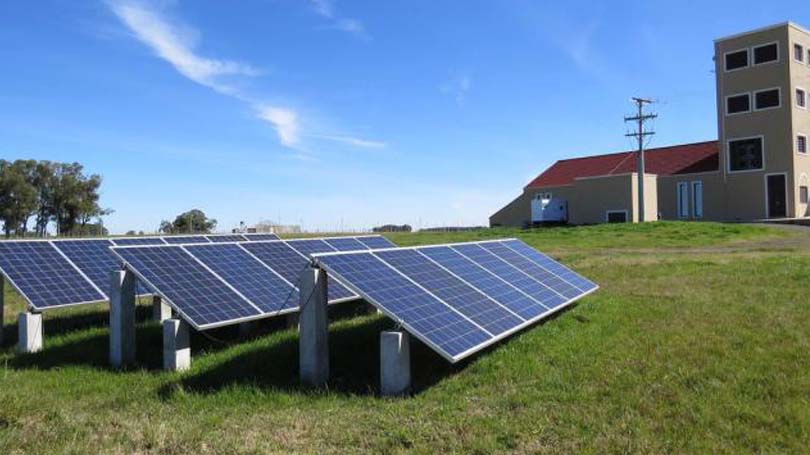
624,97 -> 657,222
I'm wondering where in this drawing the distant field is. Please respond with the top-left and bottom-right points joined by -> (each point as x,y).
1,221 -> 808,454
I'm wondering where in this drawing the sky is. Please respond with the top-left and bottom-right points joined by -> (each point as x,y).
1,1 -> 808,234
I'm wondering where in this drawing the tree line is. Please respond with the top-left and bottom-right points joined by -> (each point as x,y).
0,160 -> 111,237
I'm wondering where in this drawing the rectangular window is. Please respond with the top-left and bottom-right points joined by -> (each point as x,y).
797,88 -> 807,108
799,135 -> 808,154
728,137 -> 764,172
801,186 -> 809,204
677,182 -> 689,218
606,210 -> 627,223
754,88 -> 781,110
725,49 -> 749,71
726,93 -> 751,114
753,42 -> 779,65
795,43 -> 805,62
692,181 -> 704,219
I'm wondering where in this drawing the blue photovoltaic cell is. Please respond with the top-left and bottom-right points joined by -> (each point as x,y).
243,233 -> 280,241
112,246 -> 259,327
324,237 -> 368,251
240,241 -> 357,302
163,236 -> 210,245
0,242 -> 105,309
419,246 -> 548,319
479,242 -> 582,300
316,252 -> 490,358
449,244 -> 567,309
53,239 -> 117,296
357,236 -> 396,249
286,239 -> 336,257
185,244 -> 299,313
207,234 -> 247,243
112,237 -> 167,246
375,249 -> 523,335
501,240 -> 597,293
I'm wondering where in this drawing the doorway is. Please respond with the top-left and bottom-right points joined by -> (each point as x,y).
766,174 -> 787,218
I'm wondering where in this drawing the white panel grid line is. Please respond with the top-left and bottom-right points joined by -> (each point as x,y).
48,241 -> 108,299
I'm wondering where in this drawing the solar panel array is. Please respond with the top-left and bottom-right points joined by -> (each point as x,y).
110,235 -> 396,330
313,238 -> 597,362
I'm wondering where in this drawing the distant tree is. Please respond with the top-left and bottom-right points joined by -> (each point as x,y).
71,222 -> 109,237
0,161 -> 38,237
160,209 -> 217,234
125,230 -> 137,236
372,224 -> 412,233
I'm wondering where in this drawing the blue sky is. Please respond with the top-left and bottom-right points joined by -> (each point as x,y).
1,1 -> 807,233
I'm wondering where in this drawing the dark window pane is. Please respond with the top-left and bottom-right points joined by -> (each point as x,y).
606,212 -> 627,223
795,44 -> 805,62
728,138 -> 764,172
727,94 -> 750,113
754,43 -> 778,64
755,89 -> 780,109
799,136 -> 807,154
725,50 -> 748,70
801,186 -> 808,204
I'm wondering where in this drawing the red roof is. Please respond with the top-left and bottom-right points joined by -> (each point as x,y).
525,140 -> 719,189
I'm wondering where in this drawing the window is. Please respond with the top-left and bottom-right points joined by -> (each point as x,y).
797,88 -> 807,109
801,186 -> 809,204
726,93 -> 751,114
677,182 -> 689,218
728,137 -> 764,172
753,42 -> 779,65
799,135 -> 808,154
606,210 -> 628,223
692,181 -> 704,219
795,43 -> 805,62
725,49 -> 749,71
754,88 -> 781,110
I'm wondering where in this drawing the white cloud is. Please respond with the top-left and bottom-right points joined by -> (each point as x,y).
257,106 -> 299,147
441,74 -> 473,106
308,0 -> 366,37
309,0 -> 334,18
321,135 -> 386,149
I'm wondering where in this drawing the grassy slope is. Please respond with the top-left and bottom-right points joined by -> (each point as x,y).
1,222 -> 808,454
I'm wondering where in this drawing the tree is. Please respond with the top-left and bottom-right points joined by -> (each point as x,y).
160,209 -> 217,234
0,161 -> 38,237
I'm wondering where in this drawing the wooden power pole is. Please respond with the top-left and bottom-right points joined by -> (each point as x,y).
624,98 -> 657,222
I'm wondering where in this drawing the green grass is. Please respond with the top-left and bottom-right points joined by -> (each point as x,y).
1,221 -> 808,454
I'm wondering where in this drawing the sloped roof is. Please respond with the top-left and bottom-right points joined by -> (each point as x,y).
525,140 -> 719,189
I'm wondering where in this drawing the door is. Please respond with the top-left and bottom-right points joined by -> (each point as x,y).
766,174 -> 787,218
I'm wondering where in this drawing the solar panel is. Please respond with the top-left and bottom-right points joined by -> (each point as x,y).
163,235 -> 210,244
111,245 -> 261,329
286,239 -> 337,256
207,234 -> 247,243
112,237 -> 167,246
240,241 -> 357,303
356,235 -> 396,249
243,233 -> 280,241
323,237 -> 368,251
184,243 -> 299,314
52,239 -> 116,296
313,252 -> 490,358
0,242 -> 105,310
313,238 -> 597,362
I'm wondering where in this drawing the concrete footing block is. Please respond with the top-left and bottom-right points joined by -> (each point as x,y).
110,270 -> 137,368
299,267 -> 329,387
380,330 -> 411,397
17,311 -> 43,353
163,319 -> 190,371
152,295 -> 171,322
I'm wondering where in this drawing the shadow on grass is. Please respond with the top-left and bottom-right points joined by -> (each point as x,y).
160,313 -> 460,398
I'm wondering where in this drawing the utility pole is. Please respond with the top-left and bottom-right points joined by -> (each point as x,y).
624,98 -> 657,222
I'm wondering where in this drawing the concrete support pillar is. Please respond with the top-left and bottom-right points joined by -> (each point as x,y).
299,266 -> 329,387
17,311 -> 43,353
163,318 -> 191,371
0,278 -> 5,346
286,313 -> 299,331
380,330 -> 411,397
109,269 -> 137,368
152,295 -> 171,322
238,320 -> 258,338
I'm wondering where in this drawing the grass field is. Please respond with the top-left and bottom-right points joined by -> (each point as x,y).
1,221 -> 808,454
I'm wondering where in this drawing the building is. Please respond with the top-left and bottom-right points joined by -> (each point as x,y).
491,22 -> 810,227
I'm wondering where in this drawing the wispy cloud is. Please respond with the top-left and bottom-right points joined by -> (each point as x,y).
308,0 -> 367,37
108,0 -> 380,152
320,135 -> 386,149
441,74 -> 473,106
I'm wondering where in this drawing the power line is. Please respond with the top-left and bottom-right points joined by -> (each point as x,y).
624,97 -> 657,222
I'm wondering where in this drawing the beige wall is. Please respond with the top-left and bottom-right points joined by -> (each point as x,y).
657,172 -> 727,221
790,26 -> 810,217
489,191 -> 532,227
567,174 -> 634,224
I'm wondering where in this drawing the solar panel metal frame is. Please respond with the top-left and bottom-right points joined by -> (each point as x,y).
312,238 -> 598,363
